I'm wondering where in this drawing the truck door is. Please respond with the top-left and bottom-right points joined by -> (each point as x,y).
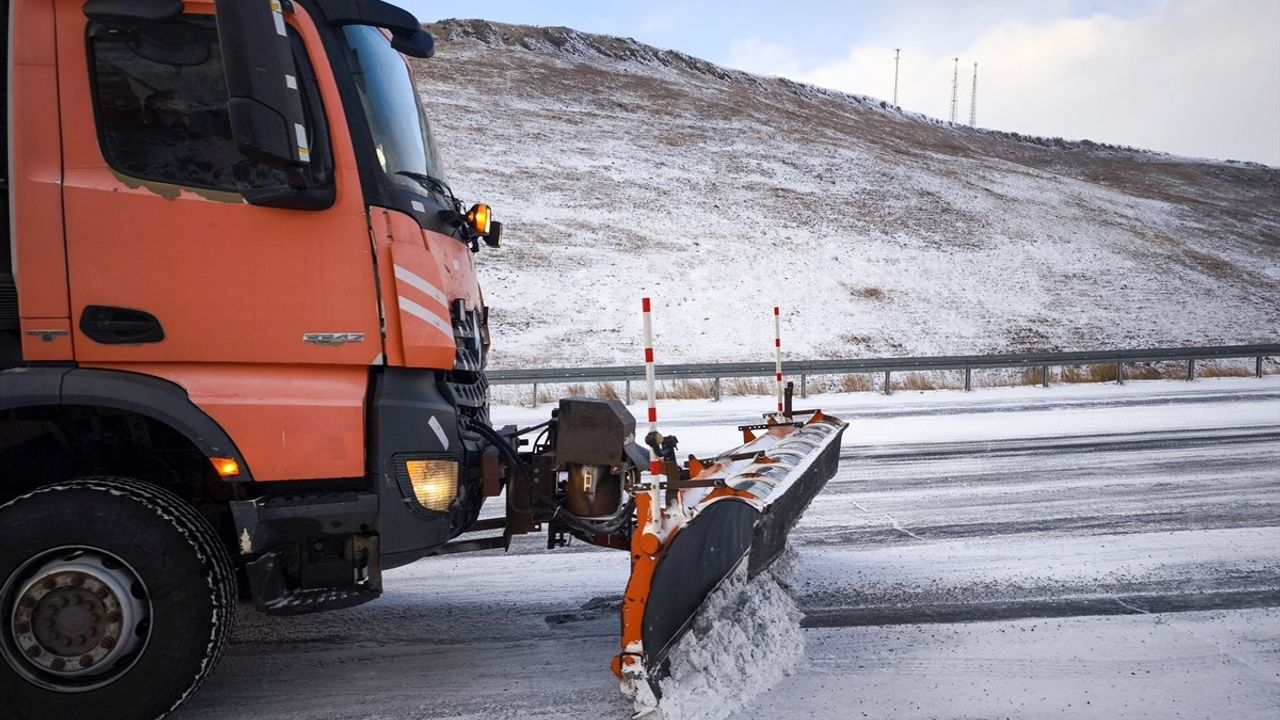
53,1 -> 382,369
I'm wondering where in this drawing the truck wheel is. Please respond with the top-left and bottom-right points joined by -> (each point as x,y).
0,477 -> 236,720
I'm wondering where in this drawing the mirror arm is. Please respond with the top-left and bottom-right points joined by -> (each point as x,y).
83,0 -> 183,27
484,222 -> 503,249
312,0 -> 435,58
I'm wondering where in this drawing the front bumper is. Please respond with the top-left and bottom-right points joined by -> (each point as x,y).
230,492 -> 382,614
230,367 -> 491,614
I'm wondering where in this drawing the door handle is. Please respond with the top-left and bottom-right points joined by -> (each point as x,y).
80,306 -> 166,345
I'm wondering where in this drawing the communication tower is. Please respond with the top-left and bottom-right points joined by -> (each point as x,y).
948,57 -> 959,123
969,62 -> 978,126
892,49 -> 901,106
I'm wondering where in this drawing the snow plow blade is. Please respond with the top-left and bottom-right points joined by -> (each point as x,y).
613,409 -> 847,698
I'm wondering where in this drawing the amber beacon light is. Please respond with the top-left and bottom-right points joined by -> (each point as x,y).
466,203 -> 492,236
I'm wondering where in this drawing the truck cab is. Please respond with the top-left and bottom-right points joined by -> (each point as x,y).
1,2 -> 506,716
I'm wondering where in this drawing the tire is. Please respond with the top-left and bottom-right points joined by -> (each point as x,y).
0,477 -> 236,720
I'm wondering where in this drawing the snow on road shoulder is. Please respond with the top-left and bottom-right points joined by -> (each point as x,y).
642,556 -> 805,720
493,376 -> 1280,459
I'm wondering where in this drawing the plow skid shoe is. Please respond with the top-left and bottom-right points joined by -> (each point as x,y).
614,411 -> 847,698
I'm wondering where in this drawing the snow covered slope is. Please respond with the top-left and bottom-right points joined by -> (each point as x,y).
412,20 -> 1279,368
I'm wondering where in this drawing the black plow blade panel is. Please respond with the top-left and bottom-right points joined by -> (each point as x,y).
641,498 -> 756,677
747,424 -> 846,577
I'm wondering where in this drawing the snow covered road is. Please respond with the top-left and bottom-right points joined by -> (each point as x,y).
175,378 -> 1280,720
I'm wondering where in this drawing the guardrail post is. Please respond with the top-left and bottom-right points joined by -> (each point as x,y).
1257,356 -> 1265,378
883,371 -> 892,395
625,380 -> 631,404
1115,361 -> 1124,385
964,368 -> 972,392
1187,359 -> 1195,382
1041,365 -> 1050,388
713,377 -> 721,402
531,383 -> 538,408
800,374 -> 808,399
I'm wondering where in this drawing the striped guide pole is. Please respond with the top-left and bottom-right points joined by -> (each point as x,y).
774,306 -> 784,413
642,298 -> 662,523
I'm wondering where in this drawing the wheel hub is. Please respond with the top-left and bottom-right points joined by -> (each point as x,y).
4,550 -> 150,690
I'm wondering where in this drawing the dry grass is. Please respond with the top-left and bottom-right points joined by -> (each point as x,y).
1020,359 -> 1265,386
1200,365 -> 1255,378
1152,362 -> 1190,381
564,383 -> 588,397
656,380 -> 717,400
838,373 -> 876,392
896,373 -> 939,391
1018,368 -> 1044,385
1058,364 -> 1119,383
593,382 -> 621,400
1125,365 -> 1168,380
726,378 -> 776,396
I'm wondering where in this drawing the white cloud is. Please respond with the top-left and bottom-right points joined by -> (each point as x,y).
727,0 -> 1280,164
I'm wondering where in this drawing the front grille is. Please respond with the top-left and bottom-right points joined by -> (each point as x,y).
448,373 -> 488,404
450,299 -> 487,373
448,299 -> 489,421
0,275 -> 17,331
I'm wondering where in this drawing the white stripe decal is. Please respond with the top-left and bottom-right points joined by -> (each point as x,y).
294,123 -> 311,162
428,416 -> 450,451
393,265 -> 448,307
399,296 -> 455,340
270,0 -> 287,36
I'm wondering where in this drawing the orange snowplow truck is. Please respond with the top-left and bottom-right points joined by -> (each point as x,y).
0,1 -> 849,718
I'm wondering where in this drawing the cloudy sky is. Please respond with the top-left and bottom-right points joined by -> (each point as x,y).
401,1 -> 1280,165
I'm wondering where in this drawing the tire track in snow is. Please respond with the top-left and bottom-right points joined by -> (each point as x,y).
800,588 -> 1280,628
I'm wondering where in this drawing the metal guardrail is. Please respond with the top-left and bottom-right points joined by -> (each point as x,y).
487,344 -> 1280,403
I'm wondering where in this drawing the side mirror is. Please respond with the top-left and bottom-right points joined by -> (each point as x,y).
83,0 -> 182,26
465,205 -> 502,249
313,0 -> 435,58
391,31 -> 435,59
215,0 -> 311,170
485,221 -> 503,249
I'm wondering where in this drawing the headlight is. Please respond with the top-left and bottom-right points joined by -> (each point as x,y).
404,459 -> 458,512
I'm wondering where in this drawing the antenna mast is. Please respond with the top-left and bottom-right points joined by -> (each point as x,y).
948,57 -> 959,124
969,62 -> 978,126
892,48 -> 901,106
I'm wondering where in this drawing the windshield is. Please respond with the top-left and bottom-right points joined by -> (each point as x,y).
342,25 -> 448,202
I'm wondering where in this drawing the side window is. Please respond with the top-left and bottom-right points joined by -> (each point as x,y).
86,15 -> 333,196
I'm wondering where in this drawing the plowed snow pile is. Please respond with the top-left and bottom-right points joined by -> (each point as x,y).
643,556 -> 804,720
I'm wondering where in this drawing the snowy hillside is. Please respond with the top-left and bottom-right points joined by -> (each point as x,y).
412,20 -> 1280,368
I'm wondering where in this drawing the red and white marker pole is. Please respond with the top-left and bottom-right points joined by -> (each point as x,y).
642,298 -> 662,523
774,306 -> 784,413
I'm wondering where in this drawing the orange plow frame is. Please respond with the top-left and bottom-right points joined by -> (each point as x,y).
611,410 -> 848,698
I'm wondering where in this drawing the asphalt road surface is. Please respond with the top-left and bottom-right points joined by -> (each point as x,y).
176,379 -> 1280,720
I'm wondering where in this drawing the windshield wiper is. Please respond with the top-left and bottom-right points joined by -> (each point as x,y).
395,170 -> 462,213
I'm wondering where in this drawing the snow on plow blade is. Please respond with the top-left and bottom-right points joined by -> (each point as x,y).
613,410 -> 847,698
